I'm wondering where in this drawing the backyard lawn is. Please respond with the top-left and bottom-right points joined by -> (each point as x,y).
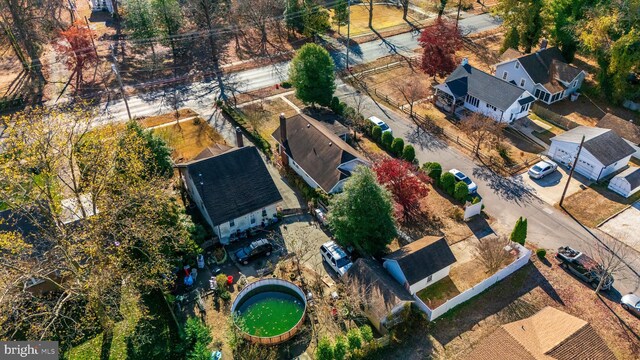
559,183 -> 640,228
151,118 -> 227,162
238,97 -> 298,148
416,277 -> 461,309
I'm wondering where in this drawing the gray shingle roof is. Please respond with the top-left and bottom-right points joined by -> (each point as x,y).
511,47 -> 583,92
384,236 -> 456,285
184,146 -> 282,225
444,64 -> 527,111
598,113 -> 640,145
615,167 -> 640,189
551,126 -> 636,166
272,114 -> 365,192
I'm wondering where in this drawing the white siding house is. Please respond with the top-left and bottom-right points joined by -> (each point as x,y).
91,0 -> 115,13
434,61 -> 535,124
494,46 -> 585,105
383,236 -> 456,296
179,146 -> 283,244
549,126 -> 635,181
273,113 -> 369,194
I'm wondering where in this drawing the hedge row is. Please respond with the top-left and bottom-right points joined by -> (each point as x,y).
421,162 -> 479,204
370,125 -> 416,162
221,105 -> 272,156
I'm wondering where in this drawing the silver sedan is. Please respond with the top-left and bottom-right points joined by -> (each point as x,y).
621,293 -> 640,316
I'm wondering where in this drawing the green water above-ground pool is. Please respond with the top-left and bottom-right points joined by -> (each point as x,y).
235,291 -> 304,337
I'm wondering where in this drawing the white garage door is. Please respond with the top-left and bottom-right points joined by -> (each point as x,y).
575,158 -> 597,179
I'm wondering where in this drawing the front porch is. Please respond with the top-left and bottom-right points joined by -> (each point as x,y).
433,86 -> 465,117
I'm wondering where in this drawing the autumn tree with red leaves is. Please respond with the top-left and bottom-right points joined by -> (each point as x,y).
56,21 -> 99,91
374,158 -> 431,221
418,18 -> 462,79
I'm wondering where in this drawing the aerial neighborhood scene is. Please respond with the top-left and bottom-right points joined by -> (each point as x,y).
2,0 -> 640,359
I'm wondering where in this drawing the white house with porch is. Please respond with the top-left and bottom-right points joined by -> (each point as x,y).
433,60 -> 535,123
90,0 -> 115,13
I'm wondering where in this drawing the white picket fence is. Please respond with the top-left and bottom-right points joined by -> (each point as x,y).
414,244 -> 532,321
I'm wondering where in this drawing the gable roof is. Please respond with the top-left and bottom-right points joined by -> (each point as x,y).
183,146 -> 282,225
384,236 -> 456,285
551,126 -> 636,166
468,307 -> 615,360
508,47 -> 583,93
343,258 -> 413,322
443,64 -> 528,111
598,113 -> 640,145
192,144 -> 233,161
614,166 -> 640,189
272,114 -> 366,192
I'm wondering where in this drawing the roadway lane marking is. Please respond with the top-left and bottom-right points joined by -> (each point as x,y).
543,207 -> 554,215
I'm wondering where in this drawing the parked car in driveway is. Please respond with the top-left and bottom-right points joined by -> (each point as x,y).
556,246 -> 614,291
448,169 -> 478,193
320,241 -> 352,277
528,160 -> 558,179
234,238 -> 273,265
621,293 -> 640,316
368,116 -> 392,135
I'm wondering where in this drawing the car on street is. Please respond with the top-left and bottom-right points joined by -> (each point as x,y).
621,293 -> 640,316
368,116 -> 392,135
528,160 -> 558,179
556,246 -> 614,291
234,238 -> 273,265
320,241 -> 352,277
449,169 -> 478,193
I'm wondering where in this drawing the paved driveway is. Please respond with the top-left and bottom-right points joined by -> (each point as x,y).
517,164 -> 591,205
599,201 -> 640,253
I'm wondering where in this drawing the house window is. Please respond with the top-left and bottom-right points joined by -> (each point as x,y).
515,62 -> 520,69
519,104 -> 528,113
572,80 -> 577,88
543,92 -> 550,102
465,94 -> 480,107
520,78 -> 526,87
486,103 -> 497,111
262,208 -> 267,217
534,89 -> 542,98
229,219 -> 235,227
502,71 -> 508,80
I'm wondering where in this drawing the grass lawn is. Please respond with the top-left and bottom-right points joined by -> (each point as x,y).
238,97 -> 298,148
67,290 -> 179,360
416,276 -> 461,309
559,182 -> 640,227
152,118 -> 227,162
139,109 -> 198,128
330,4 -> 426,36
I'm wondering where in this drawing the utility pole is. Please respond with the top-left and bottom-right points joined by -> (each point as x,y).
110,45 -> 132,121
346,0 -> 351,72
559,135 -> 585,207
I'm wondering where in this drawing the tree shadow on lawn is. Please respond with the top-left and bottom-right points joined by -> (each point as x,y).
429,262 -> 564,346
405,126 -> 449,151
465,214 -> 495,240
597,294 -> 640,354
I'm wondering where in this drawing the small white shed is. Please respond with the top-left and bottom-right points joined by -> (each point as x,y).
608,167 -> 640,198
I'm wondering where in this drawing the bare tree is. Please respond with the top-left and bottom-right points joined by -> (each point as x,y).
395,78 -> 428,121
590,235 -> 637,294
237,0 -> 285,55
459,113 -> 506,156
474,236 -> 512,274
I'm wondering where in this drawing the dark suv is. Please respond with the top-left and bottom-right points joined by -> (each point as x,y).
556,246 -> 614,291
234,239 -> 273,265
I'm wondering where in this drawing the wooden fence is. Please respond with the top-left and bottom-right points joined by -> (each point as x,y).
371,88 -> 532,175
531,103 -> 579,130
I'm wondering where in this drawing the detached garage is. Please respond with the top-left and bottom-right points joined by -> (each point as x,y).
549,126 -> 635,181
608,167 -> 640,198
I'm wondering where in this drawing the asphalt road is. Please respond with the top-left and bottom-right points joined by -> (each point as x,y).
335,82 -> 640,296
99,13 -> 502,121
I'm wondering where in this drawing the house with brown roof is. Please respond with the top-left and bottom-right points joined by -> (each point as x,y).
343,258 -> 413,334
494,43 -> 585,105
383,236 -> 457,295
272,113 -> 369,194
468,306 -> 616,360
598,113 -> 640,159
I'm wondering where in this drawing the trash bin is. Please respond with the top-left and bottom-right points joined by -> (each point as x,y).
227,275 -> 233,285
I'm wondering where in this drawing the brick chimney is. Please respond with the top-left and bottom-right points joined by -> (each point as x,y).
278,113 -> 288,166
235,127 -> 243,147
279,113 -> 287,142
461,57 -> 469,66
539,38 -> 548,51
